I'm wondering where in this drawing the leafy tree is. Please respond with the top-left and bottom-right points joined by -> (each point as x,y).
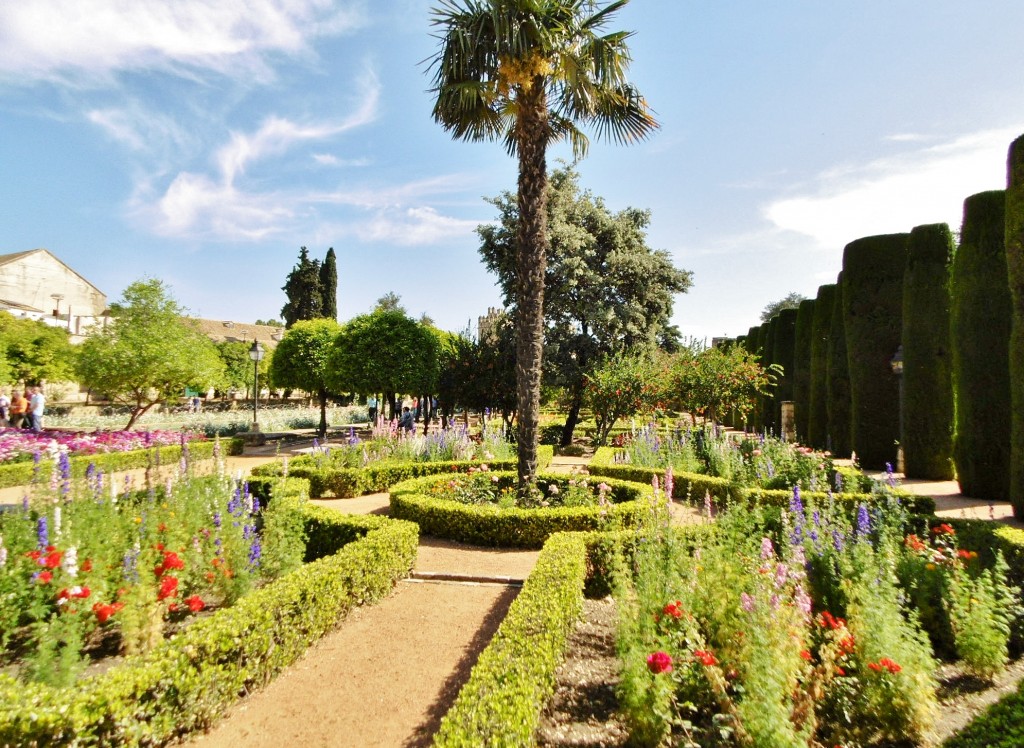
374,292 -> 406,315
75,279 -> 224,429
667,343 -> 777,426
437,316 -> 518,428
329,310 -> 439,420
215,341 -> 271,397
583,350 -> 663,446
0,312 -> 77,385
320,247 -> 338,320
268,318 -> 341,437
280,247 -> 323,327
479,164 -> 690,445
429,0 -> 657,494
255,318 -> 284,327
760,292 -> 807,322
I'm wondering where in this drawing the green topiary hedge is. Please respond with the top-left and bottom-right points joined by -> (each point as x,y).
249,445 -> 555,498
902,223 -> 955,479
827,272 -> 852,458
0,479 -> 418,746
808,284 -> 836,450
952,191 -> 1012,500
1006,134 -> 1024,519
762,316 -> 779,433
842,233 -> 908,469
772,307 -> 799,433
794,299 -> 815,441
388,472 -> 651,548
0,440 -> 216,489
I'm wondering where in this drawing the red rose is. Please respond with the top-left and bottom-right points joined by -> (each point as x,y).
646,651 -> 673,674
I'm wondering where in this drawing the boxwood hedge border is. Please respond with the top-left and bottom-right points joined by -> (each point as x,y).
249,445 -> 554,498
0,476 -> 418,746
389,472 -> 652,548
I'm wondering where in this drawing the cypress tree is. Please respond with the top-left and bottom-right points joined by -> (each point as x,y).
281,247 -> 323,328
762,316 -> 779,433
320,247 -> 338,321
952,191 -> 1011,500
793,298 -> 815,441
808,284 -> 836,450
1007,135 -> 1024,517
827,273 -> 852,458
750,323 -> 767,431
842,233 -> 908,470
772,307 -> 799,433
901,224 -> 955,479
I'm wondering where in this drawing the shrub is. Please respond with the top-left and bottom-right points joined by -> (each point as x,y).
827,272 -> 852,457
1005,134 -> 1024,519
807,284 -> 836,450
794,298 -> 815,441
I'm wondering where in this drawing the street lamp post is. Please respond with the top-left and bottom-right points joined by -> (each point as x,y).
890,345 -> 904,474
248,340 -> 266,433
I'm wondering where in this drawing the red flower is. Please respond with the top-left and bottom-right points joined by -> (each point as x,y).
81,558 -> 93,572
92,601 -> 124,623
957,549 -> 978,561
662,601 -> 685,620
800,649 -> 812,661
693,649 -> 718,667
185,595 -> 205,612
931,523 -> 955,536
162,551 -> 185,570
25,550 -> 42,562
868,658 -> 902,674
157,575 -> 179,601
158,523 -> 168,533
646,651 -> 673,674
819,611 -> 846,630
43,550 -> 63,569
37,571 -> 53,584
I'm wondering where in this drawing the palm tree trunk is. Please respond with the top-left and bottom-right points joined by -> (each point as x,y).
514,84 -> 549,496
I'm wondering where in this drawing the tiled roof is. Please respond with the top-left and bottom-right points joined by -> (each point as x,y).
190,318 -> 285,348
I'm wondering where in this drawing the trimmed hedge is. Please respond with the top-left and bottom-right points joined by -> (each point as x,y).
902,223 -> 955,479
762,316 -> 779,433
772,307 -> 799,433
0,440 -> 216,489
588,447 -> 934,514
250,445 -> 555,498
388,472 -> 651,548
0,479 -> 418,746
952,191 -> 1012,500
827,272 -> 852,458
808,284 -> 836,450
793,298 -> 815,442
1007,134 -> 1024,519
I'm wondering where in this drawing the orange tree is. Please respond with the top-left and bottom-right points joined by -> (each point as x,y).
669,344 -> 777,425
583,350 -> 666,445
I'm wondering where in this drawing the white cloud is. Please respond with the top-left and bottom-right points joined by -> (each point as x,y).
312,153 -> 371,167
354,207 -> 482,245
87,105 -> 192,153
763,127 -> 1021,249
0,0 -> 365,83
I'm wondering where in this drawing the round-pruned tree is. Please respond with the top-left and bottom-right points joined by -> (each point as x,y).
429,0 -> 658,495
793,298 -> 815,441
827,272 -> 852,458
1006,134 -> 1024,517
902,223 -> 955,479
268,318 -> 341,437
842,233 -> 908,469
952,191 -> 1011,500
807,283 -> 836,450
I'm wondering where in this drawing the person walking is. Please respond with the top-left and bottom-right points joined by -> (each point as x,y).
8,390 -> 28,429
29,387 -> 45,433
398,406 -> 415,434
0,390 -> 9,428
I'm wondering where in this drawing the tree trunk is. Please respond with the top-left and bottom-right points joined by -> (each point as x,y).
560,388 -> 583,447
317,388 -> 328,437
513,84 -> 550,496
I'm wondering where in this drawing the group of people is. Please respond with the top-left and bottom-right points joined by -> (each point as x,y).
0,386 -> 46,432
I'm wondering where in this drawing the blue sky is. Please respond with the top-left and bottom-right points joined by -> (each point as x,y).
3,1 -> 1024,342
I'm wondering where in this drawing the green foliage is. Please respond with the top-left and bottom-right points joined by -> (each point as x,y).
214,340 -> 270,396
827,273 -> 852,457
1006,134 -> 1024,519
793,298 -> 815,441
0,312 -> 77,386
389,472 -> 647,548
944,680 -> 1024,747
760,291 -> 807,322
280,247 -> 322,327
902,223 -> 955,479
952,191 -> 1012,499
842,234 -> 908,469
268,318 -> 341,436
319,247 -> 338,320
772,307 -> 799,430
0,488 -> 417,746
808,284 -> 836,450
436,321 -> 516,422
75,280 -> 224,429
668,343 -> 777,427
583,350 -> 663,446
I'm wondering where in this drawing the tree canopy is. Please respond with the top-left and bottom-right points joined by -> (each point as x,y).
75,279 -> 224,429
761,292 -> 807,322
281,247 -> 323,327
0,312 -> 77,386
268,318 -> 341,436
320,247 -> 338,320
478,163 -> 691,443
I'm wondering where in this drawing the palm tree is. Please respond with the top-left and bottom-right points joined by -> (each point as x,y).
428,0 -> 657,495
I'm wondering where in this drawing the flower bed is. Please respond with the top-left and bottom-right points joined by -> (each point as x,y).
389,471 -> 649,548
435,509 -> 1024,747
0,429 -> 207,465
0,437 -> 215,489
250,445 -> 555,499
0,477 -> 418,746
589,446 -> 936,514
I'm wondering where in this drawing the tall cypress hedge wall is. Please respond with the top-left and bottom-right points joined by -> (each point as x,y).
1007,135 -> 1024,518
762,315 -> 780,433
842,233 -> 908,470
952,190 -> 1012,500
793,299 -> 815,442
808,284 -> 836,450
827,273 -> 852,458
901,223 -> 955,480
772,308 -> 798,434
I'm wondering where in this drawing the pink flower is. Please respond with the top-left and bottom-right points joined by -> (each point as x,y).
646,651 -> 673,674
